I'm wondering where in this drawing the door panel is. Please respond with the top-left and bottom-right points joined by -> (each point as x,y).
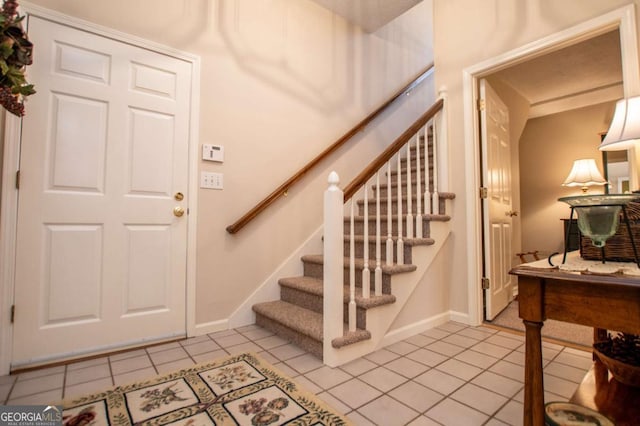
12,16 -> 192,366
45,224 -> 103,325
124,225 -> 171,315
50,94 -> 108,192
481,79 -> 514,320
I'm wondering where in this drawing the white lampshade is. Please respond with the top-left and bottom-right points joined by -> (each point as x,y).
562,159 -> 607,193
600,96 -> 640,151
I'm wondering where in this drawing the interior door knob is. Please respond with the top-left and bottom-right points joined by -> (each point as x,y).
506,210 -> 518,217
173,206 -> 185,217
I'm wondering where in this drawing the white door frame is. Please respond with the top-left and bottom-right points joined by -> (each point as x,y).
463,4 -> 640,326
0,2 -> 201,374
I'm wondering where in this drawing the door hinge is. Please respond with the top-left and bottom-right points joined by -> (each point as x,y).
480,187 -> 488,199
478,98 -> 486,111
481,277 -> 490,290
10,304 -> 15,323
15,170 -> 20,189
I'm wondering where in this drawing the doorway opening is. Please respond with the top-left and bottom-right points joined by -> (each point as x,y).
462,4 -> 640,328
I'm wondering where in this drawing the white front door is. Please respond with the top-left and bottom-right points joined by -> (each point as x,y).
12,16 -> 192,367
480,79 -> 514,321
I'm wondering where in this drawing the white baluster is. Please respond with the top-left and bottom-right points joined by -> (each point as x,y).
406,140 -> 413,239
396,153 -> 404,264
438,87 -> 449,193
375,172 -> 382,296
424,126 -> 432,215
323,172 -> 343,348
386,161 -> 393,266
362,183 -> 370,299
432,116 -> 439,215
349,200 -> 356,332
415,133 -> 423,238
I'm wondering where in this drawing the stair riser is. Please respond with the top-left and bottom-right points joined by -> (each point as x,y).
358,197 -> 432,216
344,217 -> 432,239
357,196 -> 447,216
388,168 -> 431,181
280,286 -> 367,329
343,239 -> 411,264
255,314 -> 323,358
382,161 -> 431,177
380,162 -> 433,185
400,154 -> 434,168
302,261 -> 393,292
378,185 -> 439,200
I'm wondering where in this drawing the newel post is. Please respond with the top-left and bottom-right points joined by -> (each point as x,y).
323,172 -> 344,362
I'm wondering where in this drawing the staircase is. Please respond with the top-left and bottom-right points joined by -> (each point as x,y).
252,123 -> 454,363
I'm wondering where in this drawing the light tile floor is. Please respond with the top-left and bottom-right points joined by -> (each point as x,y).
0,322 -> 592,425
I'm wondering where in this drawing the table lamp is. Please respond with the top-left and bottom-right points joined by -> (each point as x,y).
562,159 -> 607,193
600,96 -> 640,152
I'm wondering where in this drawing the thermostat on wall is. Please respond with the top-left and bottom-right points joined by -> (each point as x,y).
202,144 -> 224,162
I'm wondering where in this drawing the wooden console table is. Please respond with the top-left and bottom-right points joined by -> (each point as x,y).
509,266 -> 640,426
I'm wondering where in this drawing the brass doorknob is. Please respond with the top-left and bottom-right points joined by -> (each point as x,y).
173,206 -> 185,217
506,210 -> 519,217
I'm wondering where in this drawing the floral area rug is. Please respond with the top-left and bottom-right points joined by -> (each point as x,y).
61,352 -> 351,425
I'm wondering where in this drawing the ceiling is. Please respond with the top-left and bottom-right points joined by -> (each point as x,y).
309,0 -> 423,33
491,30 -> 623,118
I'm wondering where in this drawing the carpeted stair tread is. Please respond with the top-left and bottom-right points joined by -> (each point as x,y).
279,276 -> 324,296
301,254 -> 417,274
344,235 -> 435,247
278,276 -> 396,308
371,186 -> 456,200
332,328 -> 372,349
438,192 -> 456,200
253,300 -> 324,341
253,301 -> 372,345
346,214 -> 451,222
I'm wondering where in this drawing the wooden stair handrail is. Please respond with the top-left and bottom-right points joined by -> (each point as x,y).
226,64 -> 434,234
343,97 -> 444,202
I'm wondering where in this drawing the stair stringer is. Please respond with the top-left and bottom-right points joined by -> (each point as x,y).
323,220 -> 452,367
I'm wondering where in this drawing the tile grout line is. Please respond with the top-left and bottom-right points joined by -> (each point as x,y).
106,355 -> 115,387
60,364 -> 68,399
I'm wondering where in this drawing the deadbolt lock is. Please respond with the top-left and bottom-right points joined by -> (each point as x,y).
174,192 -> 184,201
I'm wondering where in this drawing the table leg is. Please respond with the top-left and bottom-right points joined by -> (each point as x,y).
523,320 -> 544,426
593,328 -> 607,361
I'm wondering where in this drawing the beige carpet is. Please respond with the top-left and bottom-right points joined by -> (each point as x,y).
61,352 -> 351,425
487,300 -> 593,348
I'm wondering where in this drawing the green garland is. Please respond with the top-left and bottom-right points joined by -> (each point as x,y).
0,0 -> 34,116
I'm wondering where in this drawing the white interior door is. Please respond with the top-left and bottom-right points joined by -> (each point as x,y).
480,79 -> 514,321
12,16 -> 192,367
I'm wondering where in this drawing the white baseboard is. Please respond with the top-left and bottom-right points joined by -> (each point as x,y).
449,310 -> 470,325
194,319 -> 229,336
380,311 -> 451,347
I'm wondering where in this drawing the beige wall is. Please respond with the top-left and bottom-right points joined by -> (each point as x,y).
519,102 -> 616,256
433,0 -> 638,315
22,0 -> 437,327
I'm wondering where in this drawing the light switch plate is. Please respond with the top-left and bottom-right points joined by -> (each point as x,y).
201,172 -> 223,190
202,144 -> 224,162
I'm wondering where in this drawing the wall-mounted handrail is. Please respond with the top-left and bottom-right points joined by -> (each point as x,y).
226,63 -> 434,234
342,97 -> 444,202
